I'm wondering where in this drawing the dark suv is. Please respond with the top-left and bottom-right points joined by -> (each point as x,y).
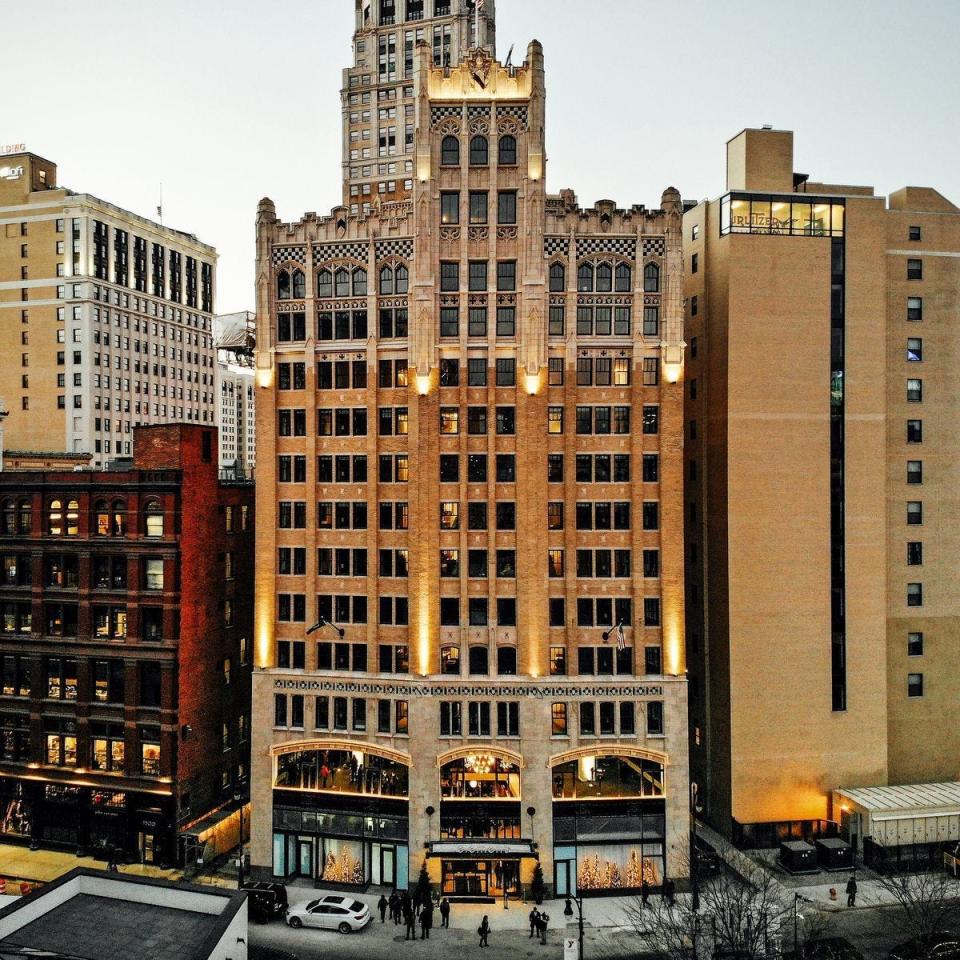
241,880 -> 289,923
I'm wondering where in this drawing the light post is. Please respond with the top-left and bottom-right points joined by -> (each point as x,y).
690,782 -> 702,912
234,791 -> 245,888
564,895 -> 586,960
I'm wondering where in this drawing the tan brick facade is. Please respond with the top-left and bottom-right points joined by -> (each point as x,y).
686,128 -> 960,846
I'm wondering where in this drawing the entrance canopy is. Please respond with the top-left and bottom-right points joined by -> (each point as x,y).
428,840 -> 536,858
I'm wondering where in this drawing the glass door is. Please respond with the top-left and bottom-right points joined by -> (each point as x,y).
381,845 -> 396,886
298,838 -> 314,878
442,860 -> 489,897
138,831 -> 155,864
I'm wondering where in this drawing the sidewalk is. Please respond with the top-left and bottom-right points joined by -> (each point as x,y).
695,821 -> 915,913
0,839 -> 234,890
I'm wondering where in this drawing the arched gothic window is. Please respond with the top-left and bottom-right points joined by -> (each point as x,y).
292,269 -> 306,299
644,262 -> 660,293
440,135 -> 460,166
276,270 -> 291,300
498,135 -> 517,166
596,262 -> 613,292
352,268 -> 367,296
577,262 -> 594,292
549,262 -> 565,292
379,265 -> 394,295
394,264 -> 409,294
615,263 -> 631,292
317,269 -> 333,298
469,135 -> 489,166
334,268 -> 350,297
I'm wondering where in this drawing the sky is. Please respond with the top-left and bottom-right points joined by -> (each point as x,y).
5,0 -> 959,313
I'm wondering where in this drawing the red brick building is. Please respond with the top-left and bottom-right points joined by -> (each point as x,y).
0,425 -> 253,866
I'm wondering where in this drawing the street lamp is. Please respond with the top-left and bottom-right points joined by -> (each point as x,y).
234,791 -> 245,888
564,895 -> 586,960
690,782 -> 702,912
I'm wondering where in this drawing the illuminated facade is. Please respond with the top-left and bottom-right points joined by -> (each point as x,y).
685,128 -> 960,846
250,21 -> 688,898
0,153 -> 217,468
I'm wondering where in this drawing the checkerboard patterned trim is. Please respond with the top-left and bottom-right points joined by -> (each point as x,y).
271,246 -> 306,266
497,105 -> 528,123
431,105 -> 461,124
642,237 -> 666,258
375,239 -> 414,261
576,237 -> 637,259
467,105 -> 491,118
313,242 -> 370,265
544,237 -> 570,258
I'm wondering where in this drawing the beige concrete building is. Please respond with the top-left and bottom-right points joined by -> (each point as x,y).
685,128 -> 960,851
0,152 -> 217,467
250,32 -> 689,898
341,0 -> 495,212
215,311 -> 257,476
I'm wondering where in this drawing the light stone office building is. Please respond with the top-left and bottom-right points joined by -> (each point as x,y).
250,1 -> 689,900
0,152 -> 217,467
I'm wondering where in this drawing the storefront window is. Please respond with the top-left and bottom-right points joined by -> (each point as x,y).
721,194 -> 844,238
275,748 -> 408,798
577,843 -> 663,890
551,754 -> 664,800
0,779 -> 32,837
440,756 -> 521,799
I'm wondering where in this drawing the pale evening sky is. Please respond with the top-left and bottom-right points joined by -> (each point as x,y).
4,0 -> 958,313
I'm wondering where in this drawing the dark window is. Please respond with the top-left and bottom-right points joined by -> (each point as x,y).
469,135 -> 489,166
441,135 -> 459,166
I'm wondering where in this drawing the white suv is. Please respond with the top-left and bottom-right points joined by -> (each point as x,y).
285,895 -> 372,934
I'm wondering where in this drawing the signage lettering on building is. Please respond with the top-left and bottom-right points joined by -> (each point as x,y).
0,143 -> 26,156
272,678 -> 665,698
0,165 -> 24,181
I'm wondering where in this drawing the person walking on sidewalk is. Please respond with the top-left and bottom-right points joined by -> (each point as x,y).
664,877 -> 676,906
378,894 -> 388,923
538,911 -> 550,945
420,901 -> 434,940
439,897 -> 451,928
529,907 -> 540,938
846,875 -> 858,907
478,915 -> 490,948
641,878 -> 650,908
404,901 -> 416,940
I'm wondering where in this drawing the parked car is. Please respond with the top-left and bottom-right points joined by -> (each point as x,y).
890,933 -> 960,960
285,894 -> 372,934
241,880 -> 288,923
693,834 -> 722,878
789,936 -> 864,960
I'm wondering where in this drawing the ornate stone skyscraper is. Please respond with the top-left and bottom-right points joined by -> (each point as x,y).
251,12 -> 688,899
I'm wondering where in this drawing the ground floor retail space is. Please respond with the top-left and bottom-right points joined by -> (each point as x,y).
0,775 -> 174,866
271,790 -> 410,889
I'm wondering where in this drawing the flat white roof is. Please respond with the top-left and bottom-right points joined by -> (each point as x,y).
836,782 -> 960,813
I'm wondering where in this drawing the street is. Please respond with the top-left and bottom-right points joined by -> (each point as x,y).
247,887 -> 912,960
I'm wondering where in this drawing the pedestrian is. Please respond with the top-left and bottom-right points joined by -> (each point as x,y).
439,897 -> 451,928
529,906 -> 540,938
664,877 -> 676,905
404,902 -> 416,940
420,901 -> 434,940
846,875 -> 857,907
378,893 -> 388,923
539,911 -> 550,945
641,878 -> 650,908
478,914 -> 490,948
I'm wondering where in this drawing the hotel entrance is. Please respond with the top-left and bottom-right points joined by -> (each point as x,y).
441,858 -> 520,900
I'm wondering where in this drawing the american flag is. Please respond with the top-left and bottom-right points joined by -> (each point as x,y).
616,621 -> 626,652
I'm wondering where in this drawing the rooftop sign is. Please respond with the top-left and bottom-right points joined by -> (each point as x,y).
1,143 -> 26,155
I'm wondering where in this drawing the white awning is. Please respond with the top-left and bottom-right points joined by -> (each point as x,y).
429,841 -> 535,857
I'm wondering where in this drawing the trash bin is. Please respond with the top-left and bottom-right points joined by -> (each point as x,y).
779,840 -> 818,874
816,838 -> 854,872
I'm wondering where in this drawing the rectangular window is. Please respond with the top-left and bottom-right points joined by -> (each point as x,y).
497,261 -> 516,291
469,260 -> 488,291
907,673 -> 924,698
497,191 -> 517,224
440,192 -> 459,224
907,379 -> 922,402
551,702 -> 568,736
907,259 -> 922,280
469,191 -> 488,224
440,261 -> 459,291
907,297 -> 923,322
907,631 -> 924,656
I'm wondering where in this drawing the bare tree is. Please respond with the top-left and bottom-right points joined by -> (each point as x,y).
871,868 -> 960,956
618,846 -> 794,960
